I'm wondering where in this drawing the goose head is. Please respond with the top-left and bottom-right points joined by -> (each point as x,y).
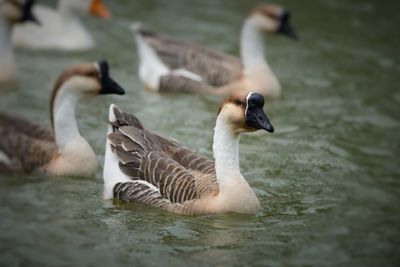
217,91 -> 274,135
58,0 -> 111,19
50,60 -> 125,125
0,0 -> 38,24
249,4 -> 298,39
52,60 -> 125,98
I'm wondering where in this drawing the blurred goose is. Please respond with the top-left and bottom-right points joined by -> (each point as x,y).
0,60 -> 125,177
132,4 -> 297,97
103,91 -> 274,214
12,0 -> 110,51
0,0 -> 38,83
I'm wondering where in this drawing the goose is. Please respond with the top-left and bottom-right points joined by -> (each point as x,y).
12,0 -> 110,51
0,0 -> 38,83
103,91 -> 274,215
0,60 -> 125,177
132,4 -> 297,97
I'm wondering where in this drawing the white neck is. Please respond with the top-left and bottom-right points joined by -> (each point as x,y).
213,116 -> 243,191
46,77 -> 98,177
240,16 -> 268,71
52,83 -> 82,150
0,17 -> 16,80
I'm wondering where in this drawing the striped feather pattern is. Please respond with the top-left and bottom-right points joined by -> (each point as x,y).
0,113 -> 57,172
166,146 -> 216,175
108,106 -> 219,210
114,181 -> 172,208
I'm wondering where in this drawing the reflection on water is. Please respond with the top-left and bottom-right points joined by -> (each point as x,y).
0,0 -> 399,266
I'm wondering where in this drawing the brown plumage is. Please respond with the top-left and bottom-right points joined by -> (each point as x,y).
0,113 -> 57,172
138,28 -> 243,88
133,24 -> 245,95
107,105 -> 219,214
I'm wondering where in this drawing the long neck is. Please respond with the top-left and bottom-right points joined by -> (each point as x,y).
213,116 -> 242,191
0,17 -> 15,69
52,84 -> 82,150
240,17 -> 268,71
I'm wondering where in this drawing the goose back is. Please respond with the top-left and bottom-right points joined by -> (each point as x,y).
108,106 -> 219,210
0,113 -> 57,172
137,28 -> 243,87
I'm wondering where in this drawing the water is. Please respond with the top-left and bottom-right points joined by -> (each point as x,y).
0,0 -> 399,266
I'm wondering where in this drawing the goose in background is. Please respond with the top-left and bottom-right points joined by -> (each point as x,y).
0,60 -> 125,177
12,0 -> 110,51
132,4 -> 297,97
103,91 -> 274,215
0,0 -> 38,83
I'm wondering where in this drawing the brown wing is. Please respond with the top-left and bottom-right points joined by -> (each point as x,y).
108,106 -> 218,205
138,28 -> 243,86
159,74 -> 214,93
141,126 -> 216,176
0,113 -> 57,172
0,113 -> 55,142
110,106 -> 215,175
114,181 -> 175,210
166,146 -> 216,175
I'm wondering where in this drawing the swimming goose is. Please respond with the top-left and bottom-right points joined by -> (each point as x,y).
132,4 -> 297,97
0,0 -> 37,83
12,0 -> 110,51
0,60 -> 125,177
103,91 -> 274,215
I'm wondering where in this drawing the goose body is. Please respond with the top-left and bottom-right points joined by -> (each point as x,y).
12,0 -> 110,51
103,91 -> 274,215
132,4 -> 297,97
0,0 -> 37,83
0,60 -> 125,177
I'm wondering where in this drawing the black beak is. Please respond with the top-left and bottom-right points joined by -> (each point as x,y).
98,60 -> 126,95
277,11 -> 298,40
246,107 -> 274,132
22,0 -> 40,25
245,93 -> 274,133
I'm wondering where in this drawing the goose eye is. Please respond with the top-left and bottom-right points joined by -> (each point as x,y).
235,99 -> 242,106
87,71 -> 98,78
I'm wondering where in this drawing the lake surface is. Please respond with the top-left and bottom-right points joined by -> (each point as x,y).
0,0 -> 399,266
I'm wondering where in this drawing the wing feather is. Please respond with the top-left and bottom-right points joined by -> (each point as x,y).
159,74 -> 214,93
0,113 -> 54,142
139,31 -> 243,86
108,106 -> 219,206
114,181 -> 184,212
0,114 -> 57,172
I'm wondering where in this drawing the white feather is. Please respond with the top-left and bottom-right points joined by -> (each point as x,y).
171,69 -> 203,82
103,104 -> 133,199
0,150 -> 11,165
245,92 -> 254,117
131,24 -> 170,91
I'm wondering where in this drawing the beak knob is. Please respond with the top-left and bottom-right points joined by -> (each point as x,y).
245,92 -> 274,133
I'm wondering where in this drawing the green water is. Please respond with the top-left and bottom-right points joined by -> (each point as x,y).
0,0 -> 399,266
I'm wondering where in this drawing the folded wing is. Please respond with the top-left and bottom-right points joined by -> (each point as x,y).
108,106 -> 218,206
